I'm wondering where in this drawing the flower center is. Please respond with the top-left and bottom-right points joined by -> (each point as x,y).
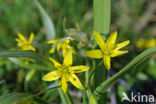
103,44 -> 117,55
60,66 -> 70,75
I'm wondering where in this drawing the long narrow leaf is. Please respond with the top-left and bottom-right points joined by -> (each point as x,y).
35,0 -> 55,39
93,0 -> 111,34
0,93 -> 32,104
9,58 -> 49,71
93,47 -> 156,100
0,50 -> 50,65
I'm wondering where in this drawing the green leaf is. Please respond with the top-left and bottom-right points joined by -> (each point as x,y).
93,47 -> 156,100
93,0 -> 111,34
15,96 -> 33,104
9,58 -> 49,71
0,93 -> 32,104
0,50 -> 50,65
34,0 -> 55,40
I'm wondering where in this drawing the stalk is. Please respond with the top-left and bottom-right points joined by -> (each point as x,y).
93,0 -> 111,103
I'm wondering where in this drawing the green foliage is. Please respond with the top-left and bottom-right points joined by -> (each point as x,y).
0,0 -> 155,104
35,0 -> 56,40
0,93 -> 32,104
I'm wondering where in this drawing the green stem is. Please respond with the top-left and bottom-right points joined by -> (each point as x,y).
56,81 -> 73,104
93,0 -> 111,103
93,47 -> 156,100
86,88 -> 97,104
35,86 -> 60,96
88,60 -> 103,86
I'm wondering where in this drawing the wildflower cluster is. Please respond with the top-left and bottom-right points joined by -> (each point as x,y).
15,30 -> 130,92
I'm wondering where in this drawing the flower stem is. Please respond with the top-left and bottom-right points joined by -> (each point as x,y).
93,0 -> 111,103
35,86 -> 60,96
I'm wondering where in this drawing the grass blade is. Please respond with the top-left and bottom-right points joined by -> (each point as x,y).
93,0 -> 111,34
35,0 -> 56,39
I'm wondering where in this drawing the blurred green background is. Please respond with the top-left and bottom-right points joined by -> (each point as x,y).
0,0 -> 155,103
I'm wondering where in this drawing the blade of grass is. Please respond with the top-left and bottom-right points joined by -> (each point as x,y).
0,50 -> 46,62
93,0 -> 111,34
34,0 -> 55,40
93,47 -> 156,100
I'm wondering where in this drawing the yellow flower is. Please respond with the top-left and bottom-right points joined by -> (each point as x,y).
135,38 -> 145,49
47,38 -> 74,56
42,49 -> 89,92
15,33 -> 36,51
136,38 -> 156,49
85,31 -> 130,70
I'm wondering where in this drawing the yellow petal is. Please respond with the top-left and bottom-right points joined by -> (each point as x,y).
69,74 -> 84,90
48,57 -> 62,68
47,38 -> 60,44
111,50 -> 128,57
61,76 -> 68,93
93,31 -> 106,51
42,71 -> 60,81
103,55 -> 111,70
15,38 -> 21,42
106,31 -> 117,46
17,33 -> 26,41
63,49 -> 73,66
135,39 -> 145,49
30,45 -> 36,51
21,45 -> 35,51
64,39 -> 70,44
144,39 -> 156,49
49,47 -> 55,53
62,45 -> 67,57
116,40 -> 130,50
29,33 -> 34,43
70,66 -> 89,73
85,50 -> 103,59
57,43 -> 62,51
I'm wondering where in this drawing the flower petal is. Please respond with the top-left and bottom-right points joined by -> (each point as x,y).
63,49 -> 73,66
29,45 -> 36,51
85,50 -> 103,59
17,33 -> 26,41
48,57 -> 62,68
70,66 -> 89,73
111,50 -> 128,57
116,40 -> 130,50
49,47 -> 55,53
47,38 -> 60,44
61,75 -> 68,93
103,55 -> 111,70
69,74 -> 84,90
21,45 -> 36,51
42,71 -> 60,81
62,45 -> 67,57
29,33 -> 34,43
93,31 -> 106,51
57,43 -> 62,51
106,31 -> 117,46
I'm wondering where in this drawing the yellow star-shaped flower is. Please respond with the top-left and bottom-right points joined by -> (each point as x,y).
42,49 -> 89,92
15,33 -> 36,51
85,31 -> 130,70
136,38 -> 156,49
47,38 -> 74,56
